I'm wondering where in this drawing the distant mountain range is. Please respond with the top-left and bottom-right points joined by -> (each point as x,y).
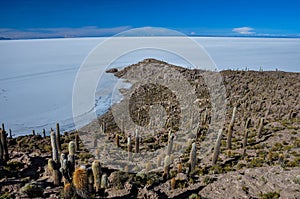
0,37 -> 11,40
0,35 -> 299,40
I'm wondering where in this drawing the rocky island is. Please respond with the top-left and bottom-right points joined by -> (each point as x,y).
0,59 -> 299,199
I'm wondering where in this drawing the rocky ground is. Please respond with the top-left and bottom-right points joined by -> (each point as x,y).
0,58 -> 299,199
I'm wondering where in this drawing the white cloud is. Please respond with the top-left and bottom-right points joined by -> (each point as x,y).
232,27 -> 255,35
0,26 -> 131,39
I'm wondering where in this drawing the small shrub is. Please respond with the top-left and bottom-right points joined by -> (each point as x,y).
259,191 -> 280,199
78,153 -> 93,161
21,183 -> 43,198
209,165 -> 223,174
237,162 -> 246,170
242,185 -> 249,194
248,158 -> 265,168
0,192 -> 11,199
203,176 -> 217,185
189,193 -> 201,199
293,177 -> 300,185
5,161 -> 24,172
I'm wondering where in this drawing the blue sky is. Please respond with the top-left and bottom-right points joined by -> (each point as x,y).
0,0 -> 300,38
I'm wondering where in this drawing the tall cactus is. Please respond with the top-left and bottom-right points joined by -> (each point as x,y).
63,183 -> 74,199
0,127 -> 9,162
127,136 -> 132,160
48,158 -> 60,186
75,133 -> 80,152
212,129 -> 223,165
163,155 -> 171,180
73,166 -> 89,199
0,129 -> 3,165
135,130 -> 139,153
167,133 -> 174,156
242,118 -> 251,157
93,135 -> 98,148
264,102 -> 271,119
190,142 -> 197,173
100,173 -> 108,189
202,108 -> 208,125
243,118 -> 251,147
56,123 -> 61,153
171,177 -> 176,190
257,118 -> 265,138
1,123 -> 5,132
60,153 -> 70,184
87,168 -> 94,193
9,129 -> 12,139
50,131 -> 59,164
116,134 -> 120,147
157,155 -> 162,168
68,141 -> 76,173
227,107 -> 237,149
42,129 -> 46,138
92,160 -> 102,193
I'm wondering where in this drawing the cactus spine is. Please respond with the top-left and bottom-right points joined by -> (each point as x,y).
56,123 -> 61,153
257,118 -> 265,138
73,166 -> 89,199
227,107 -> 236,149
92,160 -> 102,193
212,129 -> 223,165
190,142 -> 197,173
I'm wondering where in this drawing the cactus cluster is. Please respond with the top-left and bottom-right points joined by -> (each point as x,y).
68,161 -> 107,199
49,128 -> 107,199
